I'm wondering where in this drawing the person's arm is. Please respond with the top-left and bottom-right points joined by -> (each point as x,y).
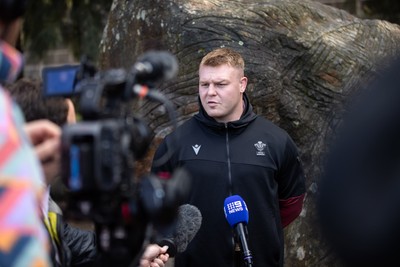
278,135 -> 306,228
0,90 -> 52,266
279,194 -> 305,228
63,223 -> 97,267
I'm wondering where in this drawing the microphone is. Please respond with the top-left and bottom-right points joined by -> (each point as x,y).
159,204 -> 202,257
132,50 -> 178,85
224,195 -> 253,267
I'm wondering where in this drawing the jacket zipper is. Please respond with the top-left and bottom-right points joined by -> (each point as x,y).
225,123 -> 233,195
225,124 -> 241,267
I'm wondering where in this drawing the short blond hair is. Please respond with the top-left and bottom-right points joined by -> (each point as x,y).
200,48 -> 245,71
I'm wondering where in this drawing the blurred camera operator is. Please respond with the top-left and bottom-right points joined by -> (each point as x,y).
7,78 -> 170,267
7,78 -> 95,267
7,78 -> 76,186
0,1 -> 169,266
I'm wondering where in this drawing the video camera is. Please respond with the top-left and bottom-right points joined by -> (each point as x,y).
42,51 -> 190,267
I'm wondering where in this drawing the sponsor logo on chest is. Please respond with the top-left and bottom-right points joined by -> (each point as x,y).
192,144 -> 201,155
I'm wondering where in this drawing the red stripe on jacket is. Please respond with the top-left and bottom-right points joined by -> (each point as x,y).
279,194 -> 305,228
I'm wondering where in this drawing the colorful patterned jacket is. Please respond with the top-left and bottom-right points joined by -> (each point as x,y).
0,88 -> 51,267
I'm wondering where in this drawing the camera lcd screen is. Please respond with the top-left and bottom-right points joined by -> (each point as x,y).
42,65 -> 79,96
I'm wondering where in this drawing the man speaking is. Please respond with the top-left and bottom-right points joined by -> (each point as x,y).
152,48 -> 306,267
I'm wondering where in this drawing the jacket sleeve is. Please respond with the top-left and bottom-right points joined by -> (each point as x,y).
277,135 -> 306,228
63,223 -> 97,267
279,194 -> 305,227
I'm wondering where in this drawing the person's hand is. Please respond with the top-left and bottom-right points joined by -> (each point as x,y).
24,120 -> 61,185
140,244 -> 169,267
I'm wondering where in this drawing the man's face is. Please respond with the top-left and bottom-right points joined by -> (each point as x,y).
199,64 -> 247,123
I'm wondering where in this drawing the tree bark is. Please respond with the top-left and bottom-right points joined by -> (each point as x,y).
99,0 -> 400,266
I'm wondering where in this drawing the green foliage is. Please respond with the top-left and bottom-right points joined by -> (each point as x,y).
23,0 -> 112,63
362,0 -> 400,24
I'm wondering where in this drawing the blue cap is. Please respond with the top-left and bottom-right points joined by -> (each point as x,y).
223,195 -> 249,227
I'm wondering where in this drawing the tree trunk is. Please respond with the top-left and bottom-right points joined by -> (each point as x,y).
99,0 -> 400,266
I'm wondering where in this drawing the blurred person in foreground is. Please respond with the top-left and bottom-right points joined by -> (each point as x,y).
7,78 -> 77,186
7,78 -> 170,267
6,78 -> 94,267
318,56 -> 400,267
7,77 -> 170,267
152,47 -> 306,267
0,0 -> 53,266
0,1 -> 168,266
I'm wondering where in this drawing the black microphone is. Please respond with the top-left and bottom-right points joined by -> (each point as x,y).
159,204 -> 202,257
132,50 -> 178,85
224,195 -> 253,267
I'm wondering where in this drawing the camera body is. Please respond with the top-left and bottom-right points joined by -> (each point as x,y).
43,52 -> 189,266
62,119 -> 124,194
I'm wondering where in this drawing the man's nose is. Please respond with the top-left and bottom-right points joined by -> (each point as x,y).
207,84 -> 217,95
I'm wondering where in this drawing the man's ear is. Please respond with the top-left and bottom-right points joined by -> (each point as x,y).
240,76 -> 248,93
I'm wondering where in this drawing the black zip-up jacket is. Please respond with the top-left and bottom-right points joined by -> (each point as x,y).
47,197 -> 97,267
152,94 -> 305,267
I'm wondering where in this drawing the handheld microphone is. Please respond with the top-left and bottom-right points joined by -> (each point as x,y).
159,204 -> 202,257
224,195 -> 253,267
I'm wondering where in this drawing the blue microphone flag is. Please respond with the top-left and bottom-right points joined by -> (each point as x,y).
224,195 -> 249,227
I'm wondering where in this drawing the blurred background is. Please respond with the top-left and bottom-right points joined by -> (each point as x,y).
20,0 -> 400,79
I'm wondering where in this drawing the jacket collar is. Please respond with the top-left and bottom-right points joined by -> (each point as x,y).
194,92 -> 258,130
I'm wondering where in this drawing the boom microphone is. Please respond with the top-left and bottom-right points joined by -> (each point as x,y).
159,204 -> 202,257
132,50 -> 178,85
224,195 -> 253,267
